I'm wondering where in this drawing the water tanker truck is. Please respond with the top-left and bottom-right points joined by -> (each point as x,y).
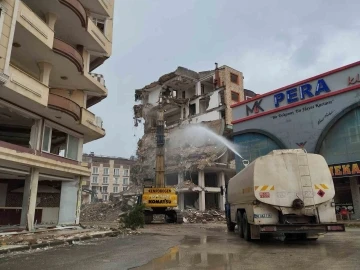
225,149 -> 345,241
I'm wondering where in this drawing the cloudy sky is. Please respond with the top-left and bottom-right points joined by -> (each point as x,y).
84,0 -> 360,158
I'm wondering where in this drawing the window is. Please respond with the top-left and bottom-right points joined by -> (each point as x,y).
103,177 -> 108,184
92,167 -> 99,174
189,104 -> 196,116
231,91 -> 240,102
91,186 -> 97,192
92,176 -> 98,183
91,17 -> 106,33
113,186 -> 119,193
123,178 -> 129,185
123,186 -> 127,191
42,125 -> 79,160
123,169 -> 129,176
102,194 -> 108,201
102,186 -> 108,193
114,168 -> 120,176
230,73 -> 238,84
201,84 -> 205,95
182,91 -> 186,99
103,167 -> 109,175
114,177 -> 119,184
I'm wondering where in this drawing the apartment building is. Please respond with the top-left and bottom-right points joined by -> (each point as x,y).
134,64 -> 256,211
0,0 -> 114,230
82,153 -> 135,203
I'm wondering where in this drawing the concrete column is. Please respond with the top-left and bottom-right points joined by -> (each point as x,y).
75,177 -> 82,224
195,82 -> 201,96
195,98 -> 200,114
350,176 -> 360,220
58,180 -> 79,224
178,173 -> 184,210
45,13 -> 57,31
37,62 -> 53,86
198,170 -> 205,211
218,171 -> 225,211
21,168 -> 40,231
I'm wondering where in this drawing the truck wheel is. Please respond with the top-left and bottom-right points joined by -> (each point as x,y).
237,212 -> 244,238
242,212 -> 251,241
227,217 -> 235,232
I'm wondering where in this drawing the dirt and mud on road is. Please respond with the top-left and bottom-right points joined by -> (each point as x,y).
1,223 -> 360,270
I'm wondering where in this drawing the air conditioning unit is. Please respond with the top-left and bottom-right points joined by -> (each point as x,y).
95,116 -> 103,128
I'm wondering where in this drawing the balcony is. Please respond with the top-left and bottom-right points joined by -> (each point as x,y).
81,108 -> 105,140
17,1 -> 54,48
79,0 -> 114,17
53,38 -> 83,72
48,93 -> 81,122
22,0 -> 111,56
6,65 -> 49,106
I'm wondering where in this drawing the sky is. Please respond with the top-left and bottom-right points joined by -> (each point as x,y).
84,0 -> 360,158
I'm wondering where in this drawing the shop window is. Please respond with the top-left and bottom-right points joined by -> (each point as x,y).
233,133 -> 282,172
320,108 -> 360,164
231,91 -> 240,102
42,125 -> 79,160
230,73 -> 238,84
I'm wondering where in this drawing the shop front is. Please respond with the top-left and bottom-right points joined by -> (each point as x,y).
231,60 -> 360,220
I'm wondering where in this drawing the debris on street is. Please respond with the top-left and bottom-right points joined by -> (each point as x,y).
182,209 -> 226,224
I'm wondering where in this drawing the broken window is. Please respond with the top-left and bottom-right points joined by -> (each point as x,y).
91,17 -> 106,33
189,104 -> 196,116
220,110 -> 225,119
201,84 -> 205,95
172,90 -> 177,98
231,91 -> 240,102
182,91 -> 186,99
183,108 -> 186,118
230,73 -> 238,84
42,126 -> 80,160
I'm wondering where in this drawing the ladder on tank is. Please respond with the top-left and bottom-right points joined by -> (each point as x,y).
296,150 -> 319,220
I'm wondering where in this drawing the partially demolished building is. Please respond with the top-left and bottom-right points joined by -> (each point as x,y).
134,64 -> 256,211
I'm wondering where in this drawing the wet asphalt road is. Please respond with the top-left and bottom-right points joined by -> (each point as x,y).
0,225 -> 359,270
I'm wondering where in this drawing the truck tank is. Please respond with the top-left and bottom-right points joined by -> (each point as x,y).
228,149 -> 335,216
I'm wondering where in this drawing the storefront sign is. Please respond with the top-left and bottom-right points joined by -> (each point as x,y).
274,79 -> 331,108
246,99 -> 264,116
328,161 -> 360,177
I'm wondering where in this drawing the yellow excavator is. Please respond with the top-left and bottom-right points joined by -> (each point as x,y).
138,103 -> 183,224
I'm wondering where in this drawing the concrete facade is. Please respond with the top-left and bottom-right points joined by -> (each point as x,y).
134,64 -> 255,211
231,60 -> 360,220
82,154 -> 135,203
0,0 -> 114,230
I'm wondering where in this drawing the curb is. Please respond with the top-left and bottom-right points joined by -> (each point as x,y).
0,231 -> 120,255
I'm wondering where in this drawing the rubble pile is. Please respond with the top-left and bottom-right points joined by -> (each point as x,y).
175,180 -> 202,191
182,209 -> 226,224
80,196 -> 138,223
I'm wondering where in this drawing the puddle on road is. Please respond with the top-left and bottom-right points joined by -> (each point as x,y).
131,230 -> 330,270
132,234 -> 245,270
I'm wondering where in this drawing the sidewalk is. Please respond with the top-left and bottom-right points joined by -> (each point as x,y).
0,226 -> 120,255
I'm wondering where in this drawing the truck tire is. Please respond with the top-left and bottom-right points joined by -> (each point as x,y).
242,212 -> 251,241
237,212 -> 244,238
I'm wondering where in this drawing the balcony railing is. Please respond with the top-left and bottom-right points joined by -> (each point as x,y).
81,108 -> 105,135
59,0 -> 87,27
53,38 -> 83,72
7,65 -> 49,106
48,93 -> 81,121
